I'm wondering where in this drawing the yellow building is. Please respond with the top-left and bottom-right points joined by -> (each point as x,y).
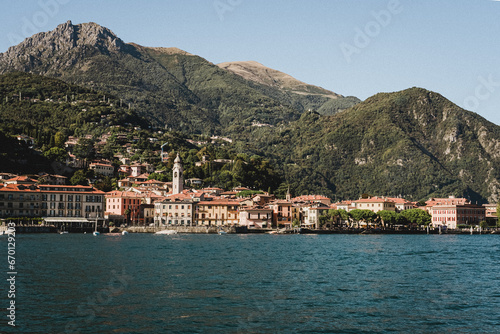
195,199 -> 240,226
354,197 -> 395,213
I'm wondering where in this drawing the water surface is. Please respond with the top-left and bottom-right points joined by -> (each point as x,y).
2,233 -> 499,333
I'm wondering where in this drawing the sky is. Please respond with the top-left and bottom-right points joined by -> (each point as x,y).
1,0 -> 500,125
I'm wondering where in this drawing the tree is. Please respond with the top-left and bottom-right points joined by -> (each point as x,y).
497,203 -> 500,227
319,214 -> 329,229
73,138 -> 95,160
479,220 -> 489,230
43,147 -> 67,162
349,209 -> 378,228
70,169 -> 93,186
54,131 -> 66,148
148,173 -> 169,182
124,208 -> 131,225
94,176 -> 114,192
400,209 -> 431,227
378,210 -> 398,229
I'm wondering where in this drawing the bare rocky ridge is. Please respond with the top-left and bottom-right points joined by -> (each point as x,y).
0,21 -> 128,74
218,60 -> 340,99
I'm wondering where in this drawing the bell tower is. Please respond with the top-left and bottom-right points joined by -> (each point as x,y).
172,153 -> 183,195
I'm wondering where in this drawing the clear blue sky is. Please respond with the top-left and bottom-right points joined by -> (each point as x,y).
1,0 -> 500,125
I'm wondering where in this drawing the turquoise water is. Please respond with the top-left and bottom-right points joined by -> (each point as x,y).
2,233 -> 500,333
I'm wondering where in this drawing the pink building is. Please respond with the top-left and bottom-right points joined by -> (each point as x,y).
431,204 -> 485,229
105,191 -> 143,224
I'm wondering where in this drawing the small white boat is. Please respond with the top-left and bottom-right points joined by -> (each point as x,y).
122,231 -> 129,235
1,228 -> 16,235
93,231 -> 100,236
155,229 -> 178,235
59,231 -> 69,234
218,230 -> 227,235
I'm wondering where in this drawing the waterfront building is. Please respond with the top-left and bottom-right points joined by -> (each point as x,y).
195,199 -> 240,226
302,204 -> 331,229
385,197 -> 415,212
105,190 -> 143,225
239,206 -> 272,228
268,200 -> 293,228
354,197 -> 396,213
483,203 -> 498,225
424,196 -> 468,214
155,198 -> 195,226
0,183 -> 105,219
431,203 -> 485,229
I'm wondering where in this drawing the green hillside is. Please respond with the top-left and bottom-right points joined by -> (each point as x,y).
0,72 -> 147,145
255,88 -> 500,203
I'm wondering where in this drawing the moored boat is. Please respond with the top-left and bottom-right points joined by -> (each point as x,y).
155,229 -> 178,235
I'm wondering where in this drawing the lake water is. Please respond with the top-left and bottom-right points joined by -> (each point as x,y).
2,233 -> 500,333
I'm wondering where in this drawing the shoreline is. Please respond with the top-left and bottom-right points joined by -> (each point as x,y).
6,225 -> 500,235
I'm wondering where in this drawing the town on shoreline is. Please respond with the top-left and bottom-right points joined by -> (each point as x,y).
1,153 -> 498,235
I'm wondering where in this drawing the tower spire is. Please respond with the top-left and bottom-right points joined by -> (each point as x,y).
172,153 -> 183,195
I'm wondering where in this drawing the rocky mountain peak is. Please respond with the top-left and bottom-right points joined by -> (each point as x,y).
0,21 -> 127,73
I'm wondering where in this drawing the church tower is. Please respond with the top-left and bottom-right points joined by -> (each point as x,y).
172,153 -> 183,195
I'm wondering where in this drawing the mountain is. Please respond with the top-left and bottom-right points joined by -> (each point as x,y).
251,87 -> 500,203
218,61 -> 339,98
0,21 -> 356,133
1,21 -> 499,203
218,61 -> 360,115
